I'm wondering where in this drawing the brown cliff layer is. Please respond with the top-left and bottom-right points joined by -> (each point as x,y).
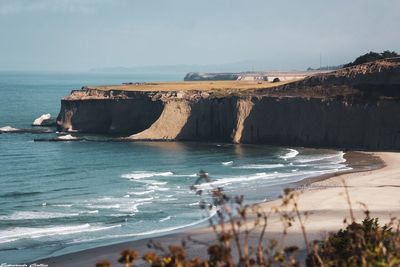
56,59 -> 400,150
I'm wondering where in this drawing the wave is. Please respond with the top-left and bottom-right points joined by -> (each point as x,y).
103,206 -> 218,241
150,181 -> 167,185
130,190 -> 155,195
234,163 -> 285,169
79,210 -> 99,214
159,216 -> 171,222
194,172 -> 281,190
121,171 -> 173,180
53,204 -> 73,208
279,149 -> 299,160
222,161 -> 233,166
57,134 -> 78,140
295,151 -> 345,163
147,185 -> 170,191
0,211 -> 79,220
0,224 -> 121,244
130,202 -> 153,213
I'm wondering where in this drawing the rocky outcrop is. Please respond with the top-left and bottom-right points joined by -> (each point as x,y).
57,59 -> 400,150
57,92 -> 164,134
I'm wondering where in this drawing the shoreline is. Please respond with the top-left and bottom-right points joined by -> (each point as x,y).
35,150 -> 391,267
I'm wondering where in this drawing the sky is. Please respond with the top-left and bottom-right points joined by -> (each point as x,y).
0,0 -> 399,72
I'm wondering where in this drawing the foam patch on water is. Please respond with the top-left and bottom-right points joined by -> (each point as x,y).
147,185 -> 170,191
53,204 -> 73,208
104,206 -> 218,241
130,190 -> 155,195
0,224 -> 121,244
159,216 -> 171,222
0,126 -> 19,132
295,151 -> 345,163
234,163 -> 285,169
122,171 -> 173,180
57,134 -> 78,140
222,161 -> 233,166
194,172 -> 281,190
0,211 -> 79,220
279,149 -> 299,160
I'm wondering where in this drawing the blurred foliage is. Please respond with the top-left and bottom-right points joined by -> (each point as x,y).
95,172 -> 400,267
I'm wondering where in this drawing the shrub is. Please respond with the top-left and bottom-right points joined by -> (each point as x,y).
344,50 -> 399,67
95,173 -> 400,267
307,217 -> 400,267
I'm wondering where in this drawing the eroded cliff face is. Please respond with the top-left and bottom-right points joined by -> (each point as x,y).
240,97 -> 400,149
57,59 -> 400,150
57,91 -> 164,134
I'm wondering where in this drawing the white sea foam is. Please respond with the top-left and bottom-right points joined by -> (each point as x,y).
279,149 -> 299,160
150,181 -> 168,185
222,161 -> 233,166
234,163 -> 285,169
89,204 -> 121,209
80,210 -> 99,214
159,216 -> 171,222
53,204 -> 73,208
0,224 -> 121,244
108,206 -> 217,240
172,173 -> 197,177
0,126 -> 19,132
130,202 -> 152,213
57,134 -> 78,140
122,171 -> 173,180
296,151 -> 345,163
0,211 -> 79,220
130,190 -> 155,195
194,172 -> 280,190
147,185 -> 170,191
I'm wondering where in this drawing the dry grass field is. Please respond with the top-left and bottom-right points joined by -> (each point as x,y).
87,80 -> 298,92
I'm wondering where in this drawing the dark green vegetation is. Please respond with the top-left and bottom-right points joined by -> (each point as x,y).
307,217 -> 400,267
344,51 -> 399,68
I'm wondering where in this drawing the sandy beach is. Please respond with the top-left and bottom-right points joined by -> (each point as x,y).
38,152 -> 400,266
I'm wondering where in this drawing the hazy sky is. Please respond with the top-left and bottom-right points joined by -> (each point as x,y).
0,0 -> 399,72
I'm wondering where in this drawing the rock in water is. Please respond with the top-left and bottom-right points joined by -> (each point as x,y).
32,113 -> 52,126
0,126 -> 19,132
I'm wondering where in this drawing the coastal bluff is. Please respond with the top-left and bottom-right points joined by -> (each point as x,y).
57,59 -> 400,150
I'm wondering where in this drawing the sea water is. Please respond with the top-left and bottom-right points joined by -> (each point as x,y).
0,72 -> 350,263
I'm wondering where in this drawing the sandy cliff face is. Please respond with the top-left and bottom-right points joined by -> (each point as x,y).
57,59 -> 400,150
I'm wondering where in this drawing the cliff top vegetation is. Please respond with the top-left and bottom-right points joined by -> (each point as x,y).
87,80 -> 294,92
344,51 -> 399,68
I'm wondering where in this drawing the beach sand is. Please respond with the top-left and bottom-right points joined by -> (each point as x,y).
37,152 -> 400,266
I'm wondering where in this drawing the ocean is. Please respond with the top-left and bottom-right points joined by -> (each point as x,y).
0,71 -> 350,263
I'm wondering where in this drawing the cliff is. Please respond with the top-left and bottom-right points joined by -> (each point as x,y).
57,58 -> 400,150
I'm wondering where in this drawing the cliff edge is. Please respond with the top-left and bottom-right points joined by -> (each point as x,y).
57,58 -> 400,150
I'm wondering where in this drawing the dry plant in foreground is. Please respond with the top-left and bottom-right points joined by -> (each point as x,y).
96,173 -> 400,267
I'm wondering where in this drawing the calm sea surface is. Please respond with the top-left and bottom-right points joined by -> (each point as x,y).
0,72 -> 350,263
